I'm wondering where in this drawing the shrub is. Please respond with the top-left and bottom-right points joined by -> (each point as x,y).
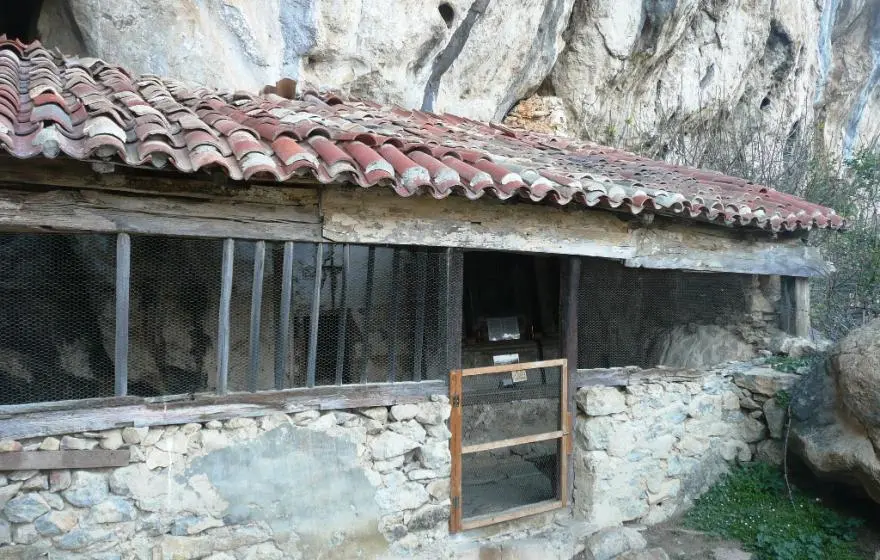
685,463 -> 863,560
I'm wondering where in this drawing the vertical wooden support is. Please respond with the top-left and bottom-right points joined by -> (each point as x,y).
360,246 -> 376,384
412,251 -> 428,382
114,233 -> 131,397
388,248 -> 402,383
274,242 -> 294,390
306,242 -> 324,388
247,240 -> 266,392
217,238 -> 235,395
560,256 -> 581,506
445,248 -> 464,374
448,368 -> 463,534
794,277 -> 811,338
559,359 -> 569,507
335,244 -> 350,385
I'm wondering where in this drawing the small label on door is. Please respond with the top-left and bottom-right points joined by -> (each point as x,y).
510,370 -> 528,383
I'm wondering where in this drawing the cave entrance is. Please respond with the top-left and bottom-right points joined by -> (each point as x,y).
449,251 -> 568,531
0,0 -> 44,43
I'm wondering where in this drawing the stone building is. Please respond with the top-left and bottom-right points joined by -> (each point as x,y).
0,38 -> 843,558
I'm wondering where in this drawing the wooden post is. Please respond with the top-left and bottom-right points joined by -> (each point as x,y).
248,240 -> 266,392
275,241 -> 294,390
413,251 -> 428,382
306,242 -> 324,387
335,244 -> 350,385
388,248 -> 402,383
448,368 -> 463,533
360,246 -> 376,384
114,233 -> 131,397
217,238 -> 235,395
560,256 -> 581,507
445,248 -> 464,374
794,277 -> 811,338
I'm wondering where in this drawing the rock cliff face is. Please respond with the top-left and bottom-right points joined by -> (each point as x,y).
36,0 -> 880,156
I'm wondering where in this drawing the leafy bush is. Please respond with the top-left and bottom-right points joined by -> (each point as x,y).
764,356 -> 812,374
685,463 -> 863,560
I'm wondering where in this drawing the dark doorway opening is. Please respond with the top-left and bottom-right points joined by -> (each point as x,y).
0,0 -> 44,43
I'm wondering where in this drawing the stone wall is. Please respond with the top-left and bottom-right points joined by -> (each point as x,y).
572,362 -> 797,530
0,397 -> 451,559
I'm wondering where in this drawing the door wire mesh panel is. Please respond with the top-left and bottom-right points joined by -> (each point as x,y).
576,258 -> 752,368
462,440 -> 558,520
461,367 -> 561,447
0,233 -> 116,405
129,236 -> 221,397
457,363 -> 564,523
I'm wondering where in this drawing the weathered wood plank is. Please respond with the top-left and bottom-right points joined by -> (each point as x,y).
114,232 -> 131,397
321,186 -> 635,260
0,450 -> 130,471
627,225 -> 831,277
248,240 -> 266,392
0,188 -> 321,241
335,244 -> 350,386
573,367 -> 704,389
217,239 -> 235,395
0,156 -> 320,206
794,277 -> 811,337
0,381 -> 446,440
306,243 -> 324,387
321,187 -> 831,277
275,241 -> 295,389
448,369 -> 463,534
460,499 -> 563,531
461,431 -> 564,454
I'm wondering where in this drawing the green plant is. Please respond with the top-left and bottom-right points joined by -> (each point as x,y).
685,464 -> 863,560
774,389 -> 791,408
764,356 -> 812,374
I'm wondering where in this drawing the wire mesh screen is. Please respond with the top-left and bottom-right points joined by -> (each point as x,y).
129,236 -> 221,396
310,244 -> 450,386
0,233 -> 116,405
577,258 -> 752,368
462,440 -> 558,519
461,367 -> 561,447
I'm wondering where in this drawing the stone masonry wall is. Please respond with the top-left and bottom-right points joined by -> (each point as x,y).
0,397 -> 451,559
572,361 -> 799,531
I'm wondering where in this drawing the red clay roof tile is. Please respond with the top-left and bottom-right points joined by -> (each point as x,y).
0,37 -> 845,232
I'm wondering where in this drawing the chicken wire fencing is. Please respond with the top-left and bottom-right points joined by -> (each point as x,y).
0,233 -> 455,406
0,233 -> 117,405
577,258 -> 755,368
450,359 -> 568,532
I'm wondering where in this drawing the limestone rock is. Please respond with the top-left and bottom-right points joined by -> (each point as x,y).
360,407 -> 388,423
417,441 -> 451,472
388,420 -> 427,443
12,523 -> 38,545
171,515 -> 224,536
389,404 -> 420,421
414,402 -> 450,425
375,481 -> 430,512
62,471 -> 109,507
49,470 -> 71,492
369,431 -> 420,461
831,318 -> 880,446
122,426 -> 149,445
54,526 -> 113,550
0,439 -> 21,452
426,478 -> 449,501
0,518 -> 9,545
732,368 -> 799,397
713,548 -> 753,560
39,491 -> 64,511
4,492 -> 51,523
404,502 -> 450,531
577,386 -> 627,416
763,398 -> 786,439
756,439 -> 784,466
60,435 -> 98,451
789,354 -> 880,503
39,437 -> 61,451
34,510 -> 78,537
616,549 -> 671,560
100,429 -> 124,450
89,497 -> 137,523
585,526 -> 647,560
